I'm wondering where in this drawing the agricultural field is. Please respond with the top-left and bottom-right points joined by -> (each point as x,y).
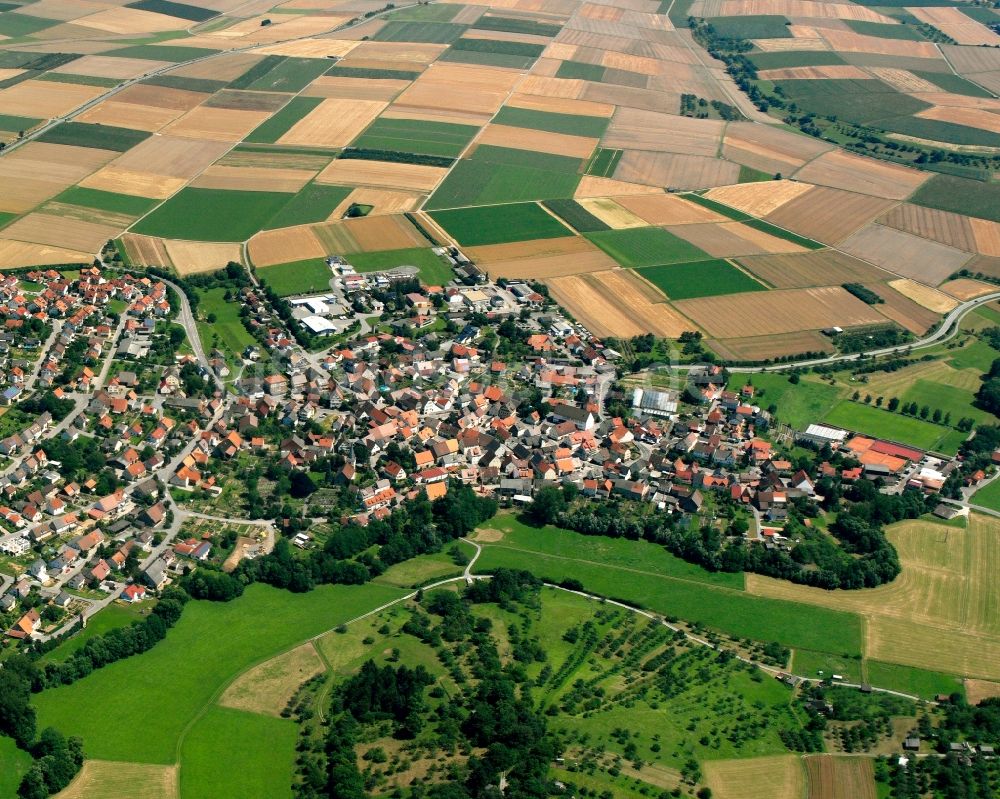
636,260 -> 766,299
349,247 -> 453,285
257,259 -> 331,297
430,203 -> 570,247
133,188 -> 293,242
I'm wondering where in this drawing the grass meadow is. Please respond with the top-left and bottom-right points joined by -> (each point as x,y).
748,373 -> 841,430
257,259 -> 331,297
42,602 -> 149,664
0,736 -> 32,798
195,287 -> 257,369
349,247 -> 454,285
34,583 -> 404,764
864,661 -> 965,700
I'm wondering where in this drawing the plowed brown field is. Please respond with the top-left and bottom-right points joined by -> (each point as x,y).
737,250 -> 888,288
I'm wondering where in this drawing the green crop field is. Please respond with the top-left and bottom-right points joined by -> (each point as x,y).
257,258 -> 331,296
427,145 -> 582,208
54,187 -> 158,216
0,113 -> 41,134
228,55 -> 284,90
145,74 -> 226,93
911,70 -> 992,98
324,66 -> 421,80
37,121 -> 150,152
475,516 -> 862,656
684,193 -> 751,221
637,260 -> 766,299
351,117 -> 478,157
386,3 -> 459,20
350,247 -> 454,285
865,661 -> 965,700
134,188 -> 292,241
438,48 -> 537,69
430,202 -> 571,246
263,183 -> 351,229
180,707 -> 296,799
881,115 -> 1000,147
748,50 -> 847,70
708,14 -> 792,39
774,78 -> 929,126
244,96 -> 322,144
585,147 -> 622,177
109,44 -> 219,62
372,21 -> 467,43
972,478 -> 1000,512
912,174 -> 1000,222
37,73 -> 120,88
822,401 -> 961,453
127,0 -> 216,21
0,12 -> 56,36
541,199 -> 610,233
0,736 -> 32,798
585,227 -> 711,268
556,60 -> 605,81
34,583 -> 404,764
744,218 -> 823,248
246,57 -> 330,92
748,373 -> 841,431
844,19 -> 927,40
472,15 -> 561,36
492,106 -> 609,137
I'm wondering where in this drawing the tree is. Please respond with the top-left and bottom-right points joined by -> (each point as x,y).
0,664 -> 36,748
289,471 -> 316,499
888,397 -> 900,412
527,486 -> 565,526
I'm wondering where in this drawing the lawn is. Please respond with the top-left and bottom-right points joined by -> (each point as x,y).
180,707 -> 296,799
427,146 -> 582,208
492,106 -> 609,137
865,661 -> 965,700
244,96 -> 322,144
0,736 -> 32,799
257,259 -> 331,296
430,203 -> 571,246
133,188 -> 293,241
37,121 -> 150,152
586,227 -> 711,268
41,602 -> 149,664
910,173 -> 1000,223
195,287 -> 258,367
791,648 -> 862,683
749,373 -> 841,431
263,183 -> 351,229
900,379 -> 991,425
34,582 -> 404,764
350,117 -> 479,158
636,260 -> 766,299
822,401 -> 960,453
54,186 -> 158,215
972,478 -> 1000,512
349,247 -> 454,285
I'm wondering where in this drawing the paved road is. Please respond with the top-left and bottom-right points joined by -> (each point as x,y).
23,321 -> 62,393
95,315 -> 127,389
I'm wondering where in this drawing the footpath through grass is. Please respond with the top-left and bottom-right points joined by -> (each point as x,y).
34,582 -> 405,764
475,516 -> 863,657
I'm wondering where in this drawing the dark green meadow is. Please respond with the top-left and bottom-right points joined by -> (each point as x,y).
133,188 -> 293,241
586,227 -> 711,268
37,121 -> 150,152
493,105 -> 609,137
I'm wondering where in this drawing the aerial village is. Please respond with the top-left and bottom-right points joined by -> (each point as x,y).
0,258 -> 986,645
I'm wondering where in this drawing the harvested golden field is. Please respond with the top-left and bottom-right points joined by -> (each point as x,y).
723,120 -> 833,176
748,515 -> 1000,680
217,149 -> 331,172
794,149 -> 929,200
0,79 -> 104,118
548,269 -> 693,338
55,760 -> 176,799
818,28 -> 940,58
666,220 -> 807,257
121,233 -> 173,268
703,755 -> 805,799
805,756 -> 876,799
753,36 -> 828,51
910,6 -> 1000,46
604,107 -> 724,156
253,37 -> 359,58
81,168 -> 186,200
970,218 -> 1000,256
248,226 -> 326,267
219,643 -> 324,716
887,278 -> 959,312
52,54 -> 168,79
764,186 -> 895,244
965,679 -> 1000,706
916,105 -> 1000,135
939,278 -> 997,300
1,212 -> 118,253
478,124 -> 598,159
278,98 -> 387,148
0,239 -> 92,269
395,63 -> 520,116
75,6 -> 179,34
517,75 -> 586,100
867,67 -> 941,94
117,83 -> 208,112
348,40 -> 448,65
574,175 -> 664,198
706,330 -> 832,361
108,135 -> 231,179
163,106 -> 270,142
704,180 -> 814,217
698,0 -> 891,22
205,89 -> 291,114
0,142 -> 116,213
303,76 -> 409,102
840,224 -> 971,285
468,236 -> 618,278
75,99 -> 186,132
309,214 -> 426,255
673,286 -> 886,338
615,192 -> 726,225
334,188 -> 423,217
879,204 -> 977,252
192,165 -> 315,193
507,92 -> 615,117
167,51 -> 264,81
577,198 -> 646,229
164,240 -> 243,275
737,250 -> 887,289
614,151 -> 740,190
863,281 -> 940,334
316,159 -> 446,193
